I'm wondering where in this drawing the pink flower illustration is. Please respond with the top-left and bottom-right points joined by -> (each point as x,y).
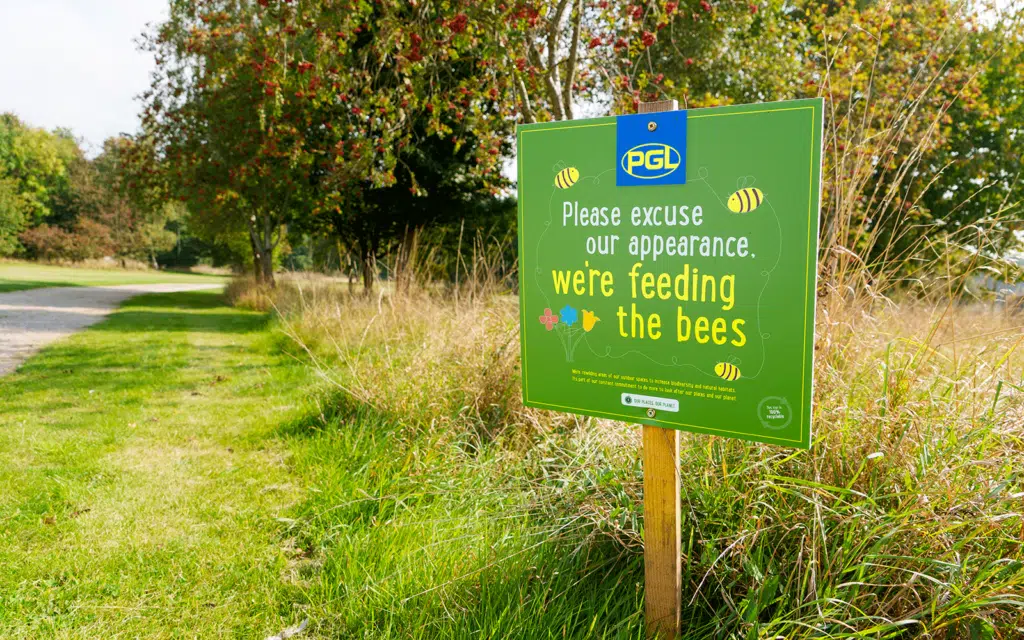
539,308 -> 559,331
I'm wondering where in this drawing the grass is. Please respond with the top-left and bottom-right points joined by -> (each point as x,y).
0,291 -> 310,636
0,260 -> 226,293
2,273 -> 1021,638
0,288 -> 648,638
270,277 -> 1024,638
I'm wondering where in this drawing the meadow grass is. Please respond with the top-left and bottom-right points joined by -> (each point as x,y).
0,260 -> 226,292
270,276 -> 1024,638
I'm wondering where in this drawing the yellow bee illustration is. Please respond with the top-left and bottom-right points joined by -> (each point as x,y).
582,310 -> 600,332
555,167 -> 580,189
727,187 -> 763,213
714,362 -> 741,382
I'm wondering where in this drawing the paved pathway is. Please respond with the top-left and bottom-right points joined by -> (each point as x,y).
0,283 -> 223,376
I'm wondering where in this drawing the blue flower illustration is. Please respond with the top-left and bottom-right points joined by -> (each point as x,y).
559,305 -> 579,327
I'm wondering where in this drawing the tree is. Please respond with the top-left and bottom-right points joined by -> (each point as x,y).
587,0 -> 806,112
139,0 -> 522,287
0,113 -> 78,228
915,7 -> 1024,265
92,138 -> 176,266
134,0 -> 1022,291
591,0 -> 1024,281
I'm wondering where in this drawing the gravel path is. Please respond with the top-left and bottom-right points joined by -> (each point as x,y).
0,283 -> 223,376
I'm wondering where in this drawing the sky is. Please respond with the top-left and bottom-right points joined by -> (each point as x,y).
0,0 -> 168,156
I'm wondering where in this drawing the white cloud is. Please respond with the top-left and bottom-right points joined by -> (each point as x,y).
0,0 -> 167,156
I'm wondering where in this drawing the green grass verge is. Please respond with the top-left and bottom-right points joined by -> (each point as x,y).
277,399 -> 645,639
0,291 -> 310,636
0,290 -> 646,638
0,261 -> 226,292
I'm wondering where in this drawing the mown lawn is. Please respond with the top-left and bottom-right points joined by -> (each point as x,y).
0,291 -> 312,637
0,261 -> 226,293
0,290 -> 645,638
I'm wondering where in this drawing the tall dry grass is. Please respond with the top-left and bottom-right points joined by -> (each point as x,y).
814,1 -> 1023,301
241,254 -> 1022,635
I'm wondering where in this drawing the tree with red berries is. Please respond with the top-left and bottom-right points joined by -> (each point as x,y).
136,0 -> 1023,289
139,0 -> 529,286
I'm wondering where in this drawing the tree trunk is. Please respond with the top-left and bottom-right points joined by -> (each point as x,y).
261,248 -> 275,288
345,248 -> 356,294
262,212 -> 277,288
248,231 -> 264,283
394,226 -> 419,293
246,212 -> 277,286
361,248 -> 375,294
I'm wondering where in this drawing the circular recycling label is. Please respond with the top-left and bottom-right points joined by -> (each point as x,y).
757,397 -> 792,430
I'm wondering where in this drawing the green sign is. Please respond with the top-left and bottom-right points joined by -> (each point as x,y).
516,98 -> 823,448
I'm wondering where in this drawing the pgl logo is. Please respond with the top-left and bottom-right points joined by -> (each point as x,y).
616,110 -> 687,187
621,143 -> 681,180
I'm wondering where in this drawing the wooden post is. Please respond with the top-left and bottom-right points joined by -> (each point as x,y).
643,425 -> 681,637
638,99 -> 682,640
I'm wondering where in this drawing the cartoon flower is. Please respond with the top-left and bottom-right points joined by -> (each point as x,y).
560,305 -> 579,327
582,310 -> 600,332
539,308 -> 559,331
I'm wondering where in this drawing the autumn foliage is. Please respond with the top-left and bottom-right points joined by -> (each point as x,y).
127,0 -> 1023,288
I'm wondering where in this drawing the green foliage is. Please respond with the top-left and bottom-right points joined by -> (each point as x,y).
598,1 -> 1024,283
0,115 -> 189,265
0,114 -> 78,227
138,0 -> 525,285
916,9 -> 1024,258
132,0 -> 1024,289
0,177 -> 26,255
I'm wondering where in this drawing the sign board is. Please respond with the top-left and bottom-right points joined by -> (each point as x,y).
516,98 -> 823,448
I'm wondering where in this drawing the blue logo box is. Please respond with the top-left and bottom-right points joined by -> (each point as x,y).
616,110 -> 687,187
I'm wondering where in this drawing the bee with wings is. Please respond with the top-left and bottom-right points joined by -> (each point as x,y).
552,160 -> 580,190
727,176 -> 764,214
714,356 -> 742,382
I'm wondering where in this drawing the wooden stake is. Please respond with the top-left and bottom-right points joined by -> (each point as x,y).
643,425 -> 681,638
638,98 -> 682,640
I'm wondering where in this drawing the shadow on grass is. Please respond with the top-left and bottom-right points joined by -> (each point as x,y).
311,514 -> 646,639
274,387 -> 651,638
88,309 -> 270,334
120,291 -> 228,311
0,291 -> 274,411
90,292 -> 272,335
0,280 -> 83,293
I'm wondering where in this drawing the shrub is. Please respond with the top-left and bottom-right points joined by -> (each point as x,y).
224,276 -> 275,312
18,224 -> 75,261
19,219 -> 115,262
